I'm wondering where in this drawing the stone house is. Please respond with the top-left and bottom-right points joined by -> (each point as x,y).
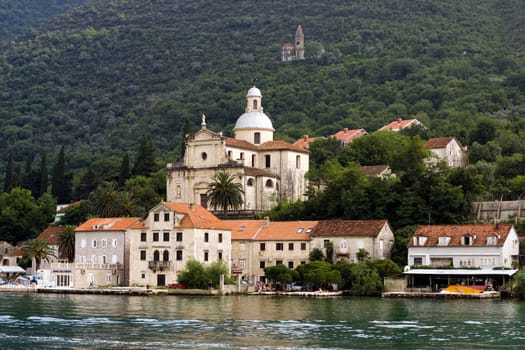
281,24 -> 304,62
128,202 -> 232,288
425,137 -> 468,167
74,217 -> 141,288
311,220 -> 395,263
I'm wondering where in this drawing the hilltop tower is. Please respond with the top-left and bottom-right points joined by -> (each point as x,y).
281,25 -> 305,62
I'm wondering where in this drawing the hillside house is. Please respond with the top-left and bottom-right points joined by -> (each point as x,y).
378,118 -> 423,132
332,128 -> 367,146
425,137 -> 467,167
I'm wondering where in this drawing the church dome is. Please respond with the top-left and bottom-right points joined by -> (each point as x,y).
234,86 -> 274,131
234,111 -> 274,130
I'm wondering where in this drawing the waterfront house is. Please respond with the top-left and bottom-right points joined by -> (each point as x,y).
128,202 -> 232,288
75,217 -> 141,288
226,218 -> 317,283
36,225 -> 63,267
425,137 -> 468,168
311,220 -> 395,263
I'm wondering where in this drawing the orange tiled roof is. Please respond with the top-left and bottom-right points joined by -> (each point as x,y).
223,220 -> 266,240
378,118 -> 421,131
162,202 -> 232,230
293,136 -> 318,149
225,137 -> 259,151
425,137 -> 455,149
332,129 -> 367,143
312,220 -> 388,237
254,220 -> 318,241
409,224 -> 513,248
76,217 -> 142,232
37,225 -> 66,245
258,140 -> 309,153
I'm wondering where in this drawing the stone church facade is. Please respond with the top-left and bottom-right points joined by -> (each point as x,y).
166,87 -> 309,213
281,25 -> 305,62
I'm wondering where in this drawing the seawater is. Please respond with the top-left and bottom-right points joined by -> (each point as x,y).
1,293 -> 525,349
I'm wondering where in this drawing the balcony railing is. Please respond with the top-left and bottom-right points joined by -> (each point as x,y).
148,261 -> 172,271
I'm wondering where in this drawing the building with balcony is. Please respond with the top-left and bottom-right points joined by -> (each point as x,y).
128,202 -> 232,288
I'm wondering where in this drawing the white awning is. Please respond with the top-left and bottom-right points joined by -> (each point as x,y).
404,268 -> 518,277
0,266 -> 26,273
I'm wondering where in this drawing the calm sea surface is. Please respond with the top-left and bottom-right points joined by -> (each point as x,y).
1,292 -> 525,349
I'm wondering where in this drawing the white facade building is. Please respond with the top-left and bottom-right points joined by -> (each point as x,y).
166,87 -> 309,212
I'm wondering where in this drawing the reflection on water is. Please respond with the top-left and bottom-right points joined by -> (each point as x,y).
1,293 -> 525,349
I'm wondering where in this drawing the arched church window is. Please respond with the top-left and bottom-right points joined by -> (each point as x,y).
153,250 -> 160,262
265,179 -> 273,188
296,155 -> 301,169
201,152 -> 207,160
163,250 -> 169,262
253,99 -> 258,110
247,178 -> 254,186
254,132 -> 261,144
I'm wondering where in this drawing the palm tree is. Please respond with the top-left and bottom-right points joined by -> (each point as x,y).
58,225 -> 76,262
207,172 -> 244,216
21,238 -> 56,271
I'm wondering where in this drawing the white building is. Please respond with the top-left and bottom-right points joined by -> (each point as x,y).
166,86 -> 309,213
425,137 -> 468,168
408,224 -> 519,268
128,202 -> 232,288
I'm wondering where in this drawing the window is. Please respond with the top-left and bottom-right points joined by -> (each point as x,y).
240,152 -> 245,160
240,242 -> 246,251
164,213 -> 170,222
288,261 -> 294,269
176,232 -> 183,242
154,213 -> 159,222
201,152 -> 207,160
140,250 -> 146,261
153,232 -> 159,242
153,250 -> 160,261
301,242 -> 306,250
163,250 -> 169,261
487,236 -> 498,246
276,243 -> 284,251
112,239 -> 117,248
260,243 -> 266,251
227,150 -> 232,158
111,255 -> 117,264
413,257 -> 423,265
239,259 -> 246,268
296,155 -> 301,169
462,236 -> 474,246
218,251 -> 223,260
80,256 -> 86,263
253,99 -> 258,110
251,154 -> 256,167
247,178 -> 254,186
105,274 -> 112,283
176,250 -> 183,261
204,251 -> 209,262
91,255 -> 97,263
276,260 -> 283,265
438,237 -> 450,246
340,240 -> 347,249
413,236 -> 428,246
259,261 -> 266,269
141,273 -> 146,279
101,239 -> 107,248
81,239 -> 86,248
100,255 -> 106,264
218,233 -> 223,243
163,232 -> 170,242
92,240 -> 97,248
288,243 -> 294,251
204,232 -> 209,242
265,155 -> 271,168
140,232 -> 147,242
323,240 -> 330,248
254,132 -> 261,144
265,179 -> 273,188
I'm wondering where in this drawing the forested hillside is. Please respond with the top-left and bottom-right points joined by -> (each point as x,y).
1,0 -> 525,197
0,0 -> 86,41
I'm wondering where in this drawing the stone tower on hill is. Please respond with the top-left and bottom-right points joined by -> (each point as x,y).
281,25 -> 305,62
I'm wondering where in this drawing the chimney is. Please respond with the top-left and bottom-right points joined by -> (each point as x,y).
189,203 -> 194,211
304,135 -> 308,141
344,127 -> 348,131
397,118 -> 402,122
264,216 -> 270,226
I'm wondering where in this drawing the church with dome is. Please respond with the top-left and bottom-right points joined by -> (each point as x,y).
166,87 -> 309,213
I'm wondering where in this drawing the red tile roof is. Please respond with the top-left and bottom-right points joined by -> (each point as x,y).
223,220 -> 265,240
293,136 -> 318,149
409,224 -> 513,247
76,217 -> 142,232
425,137 -> 455,149
312,220 -> 389,237
378,118 -> 421,131
258,140 -> 309,153
225,137 -> 259,151
254,221 -> 318,241
162,202 -> 232,230
332,129 -> 367,143
37,225 -> 66,245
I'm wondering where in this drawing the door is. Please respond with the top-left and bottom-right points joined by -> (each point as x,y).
157,274 -> 166,287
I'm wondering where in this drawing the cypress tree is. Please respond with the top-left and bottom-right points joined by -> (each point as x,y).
3,152 -> 14,193
118,153 -> 131,188
13,164 -> 21,188
22,155 -> 33,192
132,135 -> 157,177
52,146 -> 66,202
39,153 -> 48,197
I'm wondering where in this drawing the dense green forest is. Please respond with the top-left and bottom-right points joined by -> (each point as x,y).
0,0 -> 86,41
2,0 -> 525,203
